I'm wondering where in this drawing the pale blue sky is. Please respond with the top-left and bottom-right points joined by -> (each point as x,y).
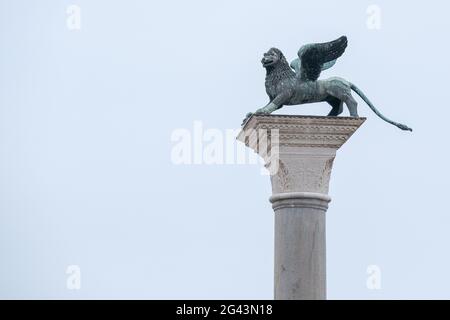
0,0 -> 449,299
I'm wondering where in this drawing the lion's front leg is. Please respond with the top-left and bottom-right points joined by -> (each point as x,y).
255,102 -> 279,114
242,102 -> 277,126
241,93 -> 289,126
255,92 -> 290,114
241,102 -> 271,126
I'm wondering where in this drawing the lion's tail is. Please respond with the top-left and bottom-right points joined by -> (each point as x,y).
350,83 -> 412,132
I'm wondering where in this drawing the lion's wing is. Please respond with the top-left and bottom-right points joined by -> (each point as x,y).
290,36 -> 348,81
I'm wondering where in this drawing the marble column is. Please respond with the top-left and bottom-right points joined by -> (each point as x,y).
237,115 -> 365,300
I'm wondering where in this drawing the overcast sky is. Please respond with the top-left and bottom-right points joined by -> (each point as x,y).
1,0 -> 449,299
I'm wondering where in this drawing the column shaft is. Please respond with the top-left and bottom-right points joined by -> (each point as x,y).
271,192 -> 330,300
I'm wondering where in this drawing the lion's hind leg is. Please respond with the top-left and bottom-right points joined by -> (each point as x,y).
343,94 -> 358,117
326,96 -> 343,116
325,80 -> 359,117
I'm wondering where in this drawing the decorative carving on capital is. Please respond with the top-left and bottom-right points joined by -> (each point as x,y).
273,160 -> 290,191
270,157 -> 335,194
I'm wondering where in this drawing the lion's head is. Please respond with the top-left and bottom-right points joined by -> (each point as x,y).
261,48 -> 288,69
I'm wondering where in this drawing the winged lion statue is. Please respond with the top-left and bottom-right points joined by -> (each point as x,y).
242,36 -> 412,131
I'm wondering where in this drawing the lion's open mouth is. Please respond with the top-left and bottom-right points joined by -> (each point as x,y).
262,58 -> 274,66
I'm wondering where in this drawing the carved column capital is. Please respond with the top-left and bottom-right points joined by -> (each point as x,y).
237,115 -> 366,196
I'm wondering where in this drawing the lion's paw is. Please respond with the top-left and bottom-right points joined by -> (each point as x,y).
241,112 -> 253,126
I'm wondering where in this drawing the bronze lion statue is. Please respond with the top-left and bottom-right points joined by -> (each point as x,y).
242,36 -> 412,131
